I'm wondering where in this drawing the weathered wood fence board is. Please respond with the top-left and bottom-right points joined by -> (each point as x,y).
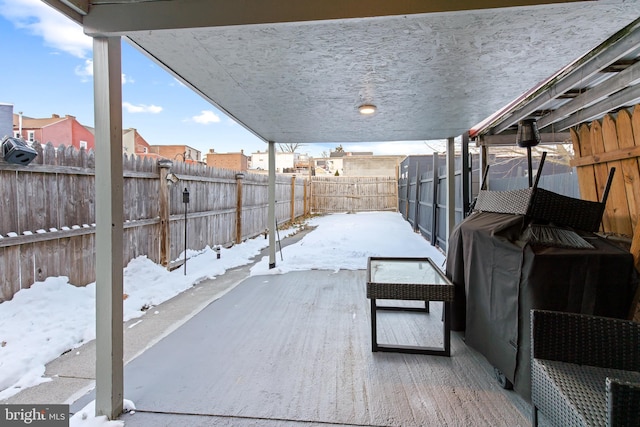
570,105 -> 640,320
570,106 -> 640,248
0,144 -> 310,301
311,176 -> 398,213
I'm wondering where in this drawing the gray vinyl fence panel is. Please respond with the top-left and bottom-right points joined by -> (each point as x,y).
488,172 -> 580,197
400,154 -> 479,252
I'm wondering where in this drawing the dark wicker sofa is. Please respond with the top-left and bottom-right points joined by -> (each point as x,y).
531,310 -> 640,426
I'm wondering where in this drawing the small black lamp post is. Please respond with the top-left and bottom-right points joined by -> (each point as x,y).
183,187 -> 190,275
516,119 -> 541,188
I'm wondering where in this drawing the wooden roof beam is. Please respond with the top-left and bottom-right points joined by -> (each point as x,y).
537,59 -> 640,129
82,0 -> 589,35
40,0 -> 86,24
477,131 -> 571,146
551,83 -> 640,131
490,18 -> 640,135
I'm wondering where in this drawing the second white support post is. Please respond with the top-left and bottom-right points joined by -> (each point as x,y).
445,137 -> 456,247
268,141 -> 276,268
93,35 -> 124,420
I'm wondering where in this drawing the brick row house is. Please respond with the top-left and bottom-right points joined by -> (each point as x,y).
147,144 -> 202,164
12,112 -> 156,157
13,113 -> 96,151
123,128 -> 153,157
204,148 -> 248,170
9,110 -> 220,166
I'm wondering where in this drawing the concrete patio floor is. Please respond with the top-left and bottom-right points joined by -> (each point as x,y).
2,224 -> 538,426
90,269 -> 533,426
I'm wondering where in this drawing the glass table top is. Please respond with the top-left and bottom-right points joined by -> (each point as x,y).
368,258 -> 448,285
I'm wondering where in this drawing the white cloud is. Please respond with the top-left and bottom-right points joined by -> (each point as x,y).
1,0 -> 92,58
74,59 -> 134,84
74,59 -> 93,82
170,78 -> 186,87
123,102 -> 163,114
192,110 -> 221,124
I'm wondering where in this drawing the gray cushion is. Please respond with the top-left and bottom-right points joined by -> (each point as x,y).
532,359 -> 640,426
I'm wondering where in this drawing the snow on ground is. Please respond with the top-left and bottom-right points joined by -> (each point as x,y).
250,211 -> 446,275
0,212 -> 445,426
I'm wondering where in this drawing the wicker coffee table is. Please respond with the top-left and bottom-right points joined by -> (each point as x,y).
367,257 -> 454,356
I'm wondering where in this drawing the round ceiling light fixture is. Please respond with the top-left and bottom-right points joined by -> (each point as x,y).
358,104 -> 377,115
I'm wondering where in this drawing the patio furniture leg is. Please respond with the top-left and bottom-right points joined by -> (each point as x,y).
370,300 -> 451,356
443,301 -> 451,356
371,298 -> 378,352
532,405 -> 538,427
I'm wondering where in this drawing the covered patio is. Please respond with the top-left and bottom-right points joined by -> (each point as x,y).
41,0 -> 640,422
91,269 -> 532,426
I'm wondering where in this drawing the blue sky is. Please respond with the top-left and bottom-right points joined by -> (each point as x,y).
0,0 -> 443,158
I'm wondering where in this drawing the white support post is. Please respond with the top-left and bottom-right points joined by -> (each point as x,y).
445,137 -> 456,247
268,141 -> 276,268
93,36 -> 124,420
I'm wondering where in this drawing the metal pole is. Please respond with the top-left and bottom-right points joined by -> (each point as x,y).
184,200 -> 187,275
183,187 -> 189,275
462,132 -> 470,217
527,147 -> 533,188
276,219 -> 283,261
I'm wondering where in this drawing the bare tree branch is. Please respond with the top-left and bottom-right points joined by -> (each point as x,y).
278,143 -> 303,153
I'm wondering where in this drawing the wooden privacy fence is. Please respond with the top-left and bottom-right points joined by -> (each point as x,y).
0,143 -> 308,302
569,106 -> 640,268
310,176 -> 398,213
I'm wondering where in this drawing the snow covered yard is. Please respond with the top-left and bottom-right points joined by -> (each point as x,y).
0,211 -> 445,426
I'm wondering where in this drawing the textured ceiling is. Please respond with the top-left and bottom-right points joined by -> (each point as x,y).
72,1 -> 640,144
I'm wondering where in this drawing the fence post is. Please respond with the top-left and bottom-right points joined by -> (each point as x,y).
414,162 -> 421,232
236,172 -> 244,244
395,164 -> 399,212
309,178 -> 314,214
158,160 -> 172,267
303,178 -> 308,216
290,174 -> 296,223
431,153 -> 439,246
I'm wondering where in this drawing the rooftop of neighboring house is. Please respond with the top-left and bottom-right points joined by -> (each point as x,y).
150,144 -> 199,151
13,113 -> 76,128
207,148 -> 247,156
329,151 -> 373,157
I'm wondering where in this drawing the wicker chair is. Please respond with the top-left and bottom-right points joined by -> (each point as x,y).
531,310 -> 640,426
473,168 -> 614,233
472,153 -> 615,233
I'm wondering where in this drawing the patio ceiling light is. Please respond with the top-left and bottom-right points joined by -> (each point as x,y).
358,104 -> 377,115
